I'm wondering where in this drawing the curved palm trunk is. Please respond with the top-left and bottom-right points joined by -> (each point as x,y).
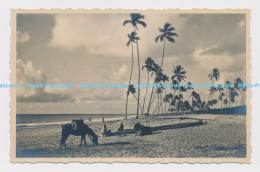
157,93 -> 160,115
152,100 -> 166,115
160,39 -> 166,114
160,93 -> 163,114
132,94 -> 144,115
136,41 -> 141,119
142,71 -> 149,115
147,85 -> 155,115
207,78 -> 214,112
125,43 -> 134,119
160,39 -> 166,67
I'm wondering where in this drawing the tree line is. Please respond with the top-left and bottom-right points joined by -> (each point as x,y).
123,13 -> 246,119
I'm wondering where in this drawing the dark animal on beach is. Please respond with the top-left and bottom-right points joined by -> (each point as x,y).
134,123 -> 152,136
60,123 -> 98,149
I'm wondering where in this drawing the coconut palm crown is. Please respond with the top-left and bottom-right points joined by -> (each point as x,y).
155,23 -> 178,43
127,32 -> 140,46
171,65 -> 187,82
123,13 -> 147,31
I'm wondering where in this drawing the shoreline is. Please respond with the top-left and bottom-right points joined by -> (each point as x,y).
16,114 -> 137,128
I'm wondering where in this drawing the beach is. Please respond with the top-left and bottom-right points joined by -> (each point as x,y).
16,114 -> 247,158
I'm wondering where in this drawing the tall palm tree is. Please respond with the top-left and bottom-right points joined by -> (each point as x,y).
146,63 -> 162,115
240,87 -> 246,106
223,99 -> 228,114
123,13 -> 147,119
207,68 -> 220,107
155,23 -> 177,114
186,82 -> 193,103
163,93 -> 172,114
123,13 -> 147,31
167,79 -> 179,113
234,78 -> 243,106
225,81 -> 231,107
229,87 -> 238,107
218,92 -> 225,112
155,23 -> 178,67
156,87 -> 164,115
171,65 -> 187,82
142,57 -> 155,115
125,32 -> 140,119
127,84 -> 144,114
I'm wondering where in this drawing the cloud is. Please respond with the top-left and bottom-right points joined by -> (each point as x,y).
16,59 -> 71,103
113,64 -> 127,80
180,14 -> 246,56
16,58 -> 46,97
17,91 -> 71,103
48,14 -> 131,58
17,31 -> 31,43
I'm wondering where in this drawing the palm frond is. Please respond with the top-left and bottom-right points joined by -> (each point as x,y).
155,35 -> 162,42
137,20 -> 147,27
166,35 -> 175,43
160,35 -> 164,42
159,28 -> 164,33
167,32 -> 178,37
164,23 -> 171,30
127,40 -> 131,47
167,27 -> 175,31
131,13 -> 144,20
123,20 -> 132,26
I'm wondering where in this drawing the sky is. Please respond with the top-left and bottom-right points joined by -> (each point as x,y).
16,12 -> 247,114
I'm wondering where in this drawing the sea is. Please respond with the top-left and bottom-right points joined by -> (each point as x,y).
16,114 -> 135,128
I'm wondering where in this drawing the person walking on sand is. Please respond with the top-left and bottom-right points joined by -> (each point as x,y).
89,117 -> 92,125
102,117 -> 105,123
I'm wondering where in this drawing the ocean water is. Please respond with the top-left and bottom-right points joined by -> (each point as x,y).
16,114 -> 135,127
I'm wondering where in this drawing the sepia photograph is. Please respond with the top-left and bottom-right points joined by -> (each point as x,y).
11,9 -> 250,163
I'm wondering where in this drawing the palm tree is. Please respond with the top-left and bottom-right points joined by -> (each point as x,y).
218,92 -> 225,113
229,87 -> 239,107
127,84 -> 144,114
123,13 -> 147,31
186,82 -> 193,103
234,78 -> 243,106
125,32 -> 140,119
163,93 -> 172,114
241,87 -> 246,106
155,23 -> 177,114
207,68 -> 220,107
155,23 -> 178,67
123,13 -> 147,119
146,63 -> 162,115
142,57 -> 155,115
167,79 -> 179,112
171,65 -> 187,82
223,99 -> 228,114
225,81 -> 231,107
156,87 -> 164,115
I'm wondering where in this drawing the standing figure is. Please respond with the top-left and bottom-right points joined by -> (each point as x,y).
117,122 -> 124,132
89,117 -> 92,125
101,124 -> 107,137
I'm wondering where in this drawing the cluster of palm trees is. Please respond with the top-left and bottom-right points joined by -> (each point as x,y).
123,13 -> 246,119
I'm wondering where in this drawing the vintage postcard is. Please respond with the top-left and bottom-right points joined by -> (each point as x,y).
10,9 -> 251,163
